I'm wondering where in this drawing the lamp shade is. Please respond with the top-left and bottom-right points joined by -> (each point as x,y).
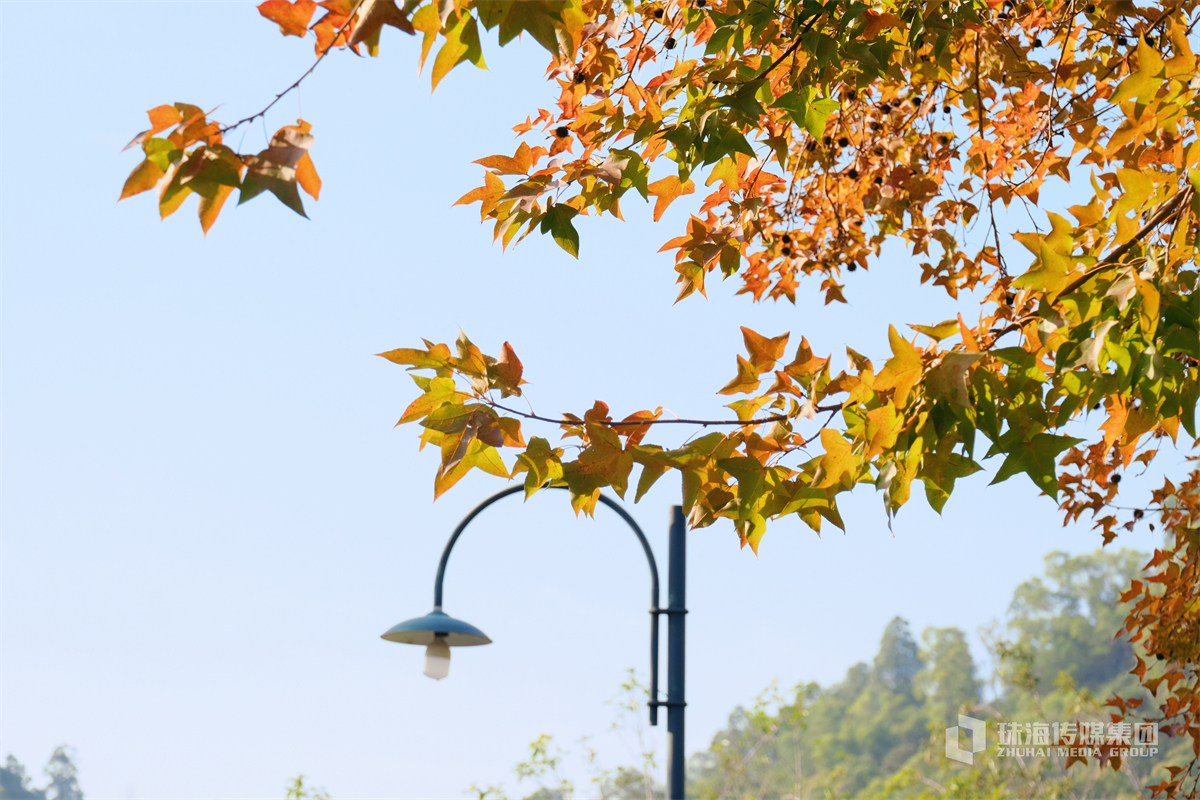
381,609 -> 492,647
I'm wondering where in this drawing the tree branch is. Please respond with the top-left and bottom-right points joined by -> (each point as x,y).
714,7 -> 824,85
485,399 -> 842,428
1051,185 -> 1193,300
220,0 -> 367,136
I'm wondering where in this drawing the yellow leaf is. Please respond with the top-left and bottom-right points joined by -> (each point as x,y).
865,403 -> 902,458
872,325 -> 924,407
814,429 -> 861,490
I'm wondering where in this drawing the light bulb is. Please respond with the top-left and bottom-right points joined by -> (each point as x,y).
423,636 -> 450,680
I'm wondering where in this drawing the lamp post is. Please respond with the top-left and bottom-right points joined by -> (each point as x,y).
382,485 -> 688,799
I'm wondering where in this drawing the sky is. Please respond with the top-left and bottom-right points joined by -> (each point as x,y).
0,3 -> 1183,799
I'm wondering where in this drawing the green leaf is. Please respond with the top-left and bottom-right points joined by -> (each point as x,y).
990,433 -> 1082,499
919,452 -> 982,513
539,203 -> 580,258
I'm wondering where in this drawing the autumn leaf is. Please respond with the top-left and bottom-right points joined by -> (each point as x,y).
474,142 -> 533,175
430,13 -> 486,91
646,175 -> 695,222
238,122 -> 316,217
347,0 -> 415,50
814,429 -> 862,490
873,325 -> 924,407
434,436 -> 508,499
719,355 -> 761,396
860,9 -> 902,40
489,341 -> 524,397
740,327 -> 789,373
257,0 -> 317,37
512,436 -> 564,497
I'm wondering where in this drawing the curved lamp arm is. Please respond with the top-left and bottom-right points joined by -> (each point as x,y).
431,485 -> 664,725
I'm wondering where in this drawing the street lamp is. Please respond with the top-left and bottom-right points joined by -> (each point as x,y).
381,485 -> 689,799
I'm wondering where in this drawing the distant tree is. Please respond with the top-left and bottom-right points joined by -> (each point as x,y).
1005,548 -> 1145,691
916,626 -> 980,727
0,748 -> 83,800
873,616 -> 923,697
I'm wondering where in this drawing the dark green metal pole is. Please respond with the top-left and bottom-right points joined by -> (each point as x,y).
666,505 -> 687,799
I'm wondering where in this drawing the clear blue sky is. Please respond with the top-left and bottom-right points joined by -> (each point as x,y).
1,3 -> 1177,798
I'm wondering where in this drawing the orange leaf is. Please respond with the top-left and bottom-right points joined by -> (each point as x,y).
295,152 -> 321,199
474,142 -> 533,175
861,9 -> 902,39
199,184 -> 236,235
258,0 -> 317,36
741,327 -> 789,373
647,175 -> 695,222
454,171 -> 506,220
494,342 -> 523,389
719,355 -> 761,395
147,105 -> 183,136
119,159 -> 165,200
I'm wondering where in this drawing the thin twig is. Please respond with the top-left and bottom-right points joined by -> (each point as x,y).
800,407 -> 839,446
1052,186 -> 1193,299
714,7 -> 824,86
486,399 -> 840,428
220,0 -> 367,136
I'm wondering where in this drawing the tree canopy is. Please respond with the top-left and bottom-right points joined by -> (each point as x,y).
117,0 -> 1200,793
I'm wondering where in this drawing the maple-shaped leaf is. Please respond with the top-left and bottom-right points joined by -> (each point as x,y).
577,422 -> 633,497
719,355 -> 761,395
258,0 -> 317,36
919,451 -> 982,513
539,204 -> 580,258
512,436 -> 564,497
348,0 -> 415,53
238,121 -> 316,217
926,352 -> 981,406
741,327 -> 789,373
1110,37 -> 1166,105
474,142 -> 533,175
122,105 -> 185,152
873,325 -> 924,407
814,429 -> 862,490
785,336 -> 829,379
990,433 -> 1082,498
864,403 -> 902,459
488,341 -> 524,397
454,172 -> 506,220
434,436 -> 508,499
909,319 -> 959,342
647,176 -> 695,222
1068,320 -> 1117,375
399,375 -> 469,424
430,13 -> 486,91
860,9 -> 902,40
170,144 -> 246,233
